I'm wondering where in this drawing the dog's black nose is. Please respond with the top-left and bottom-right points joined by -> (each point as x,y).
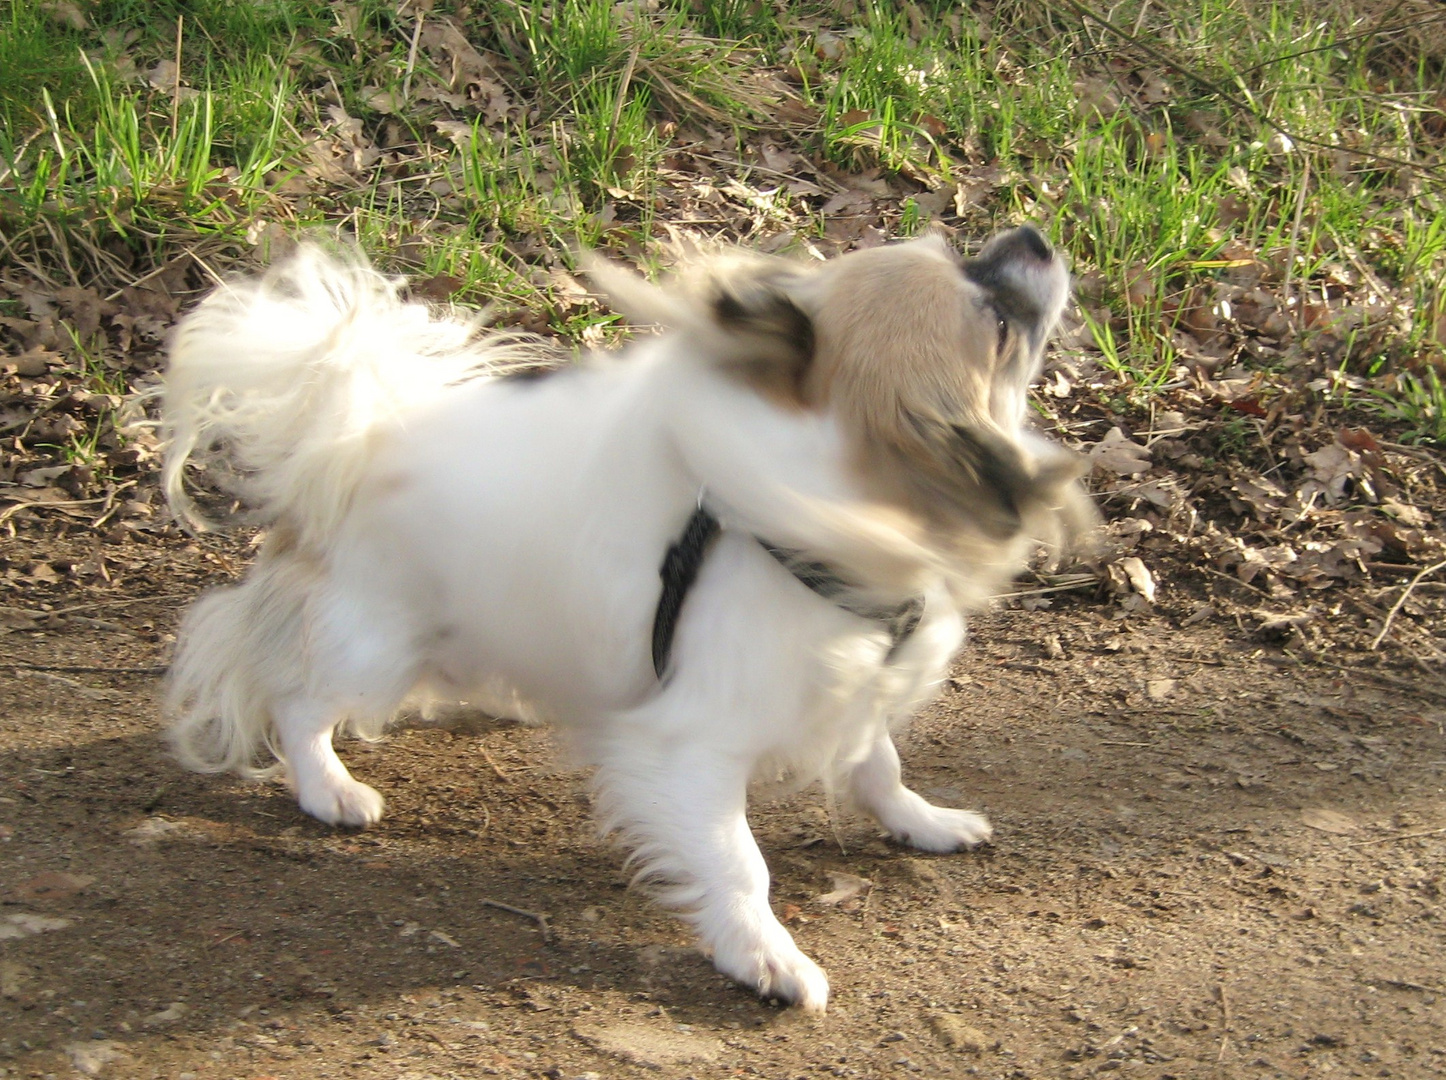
963,224 -> 1067,325
1014,225 -> 1053,261
969,225 -> 1055,272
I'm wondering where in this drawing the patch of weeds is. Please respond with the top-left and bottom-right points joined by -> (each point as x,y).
1371,367 -> 1446,445
1,21 -> 304,283
1213,415 -> 1255,460
896,196 -> 926,237
675,0 -> 779,43
563,73 -> 662,207
0,0 -> 93,133
810,3 -> 954,176
489,0 -> 766,124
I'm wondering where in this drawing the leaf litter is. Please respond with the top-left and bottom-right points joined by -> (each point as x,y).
2,8 -> 1437,661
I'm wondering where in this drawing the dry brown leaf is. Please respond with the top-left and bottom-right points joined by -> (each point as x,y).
817,872 -> 872,906
1088,427 -> 1152,476
1300,808 -> 1358,835
1301,441 -> 1368,507
41,1 -> 88,31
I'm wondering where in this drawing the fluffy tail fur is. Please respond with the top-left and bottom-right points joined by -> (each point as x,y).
161,245 -> 548,776
162,244 -> 547,542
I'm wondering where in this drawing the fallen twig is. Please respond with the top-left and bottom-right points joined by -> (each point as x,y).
1000,573 -> 1098,600
479,898 -> 552,942
1379,976 -> 1446,995
0,495 -> 110,528
1370,559 -> 1446,650
4,662 -> 168,675
480,746 -> 510,779
1347,826 -> 1446,848
48,593 -> 193,616
1215,983 -> 1231,1063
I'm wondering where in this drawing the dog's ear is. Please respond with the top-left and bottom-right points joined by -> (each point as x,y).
706,270 -> 816,407
585,251 -> 818,406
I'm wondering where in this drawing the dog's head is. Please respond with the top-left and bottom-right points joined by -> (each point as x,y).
591,227 -> 1088,551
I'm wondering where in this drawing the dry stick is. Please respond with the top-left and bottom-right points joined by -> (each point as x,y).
1347,827 -> 1446,848
1380,977 -> 1446,995
1050,0 -> 1443,180
0,495 -> 111,528
6,663 -> 168,675
1000,574 -> 1098,600
88,479 -> 138,530
1370,558 -> 1446,651
170,16 -> 184,144
1216,983 -> 1232,1063
480,746 -> 510,780
401,10 -> 425,105
479,898 -> 552,942
47,593 -> 193,617
1281,154 -> 1311,329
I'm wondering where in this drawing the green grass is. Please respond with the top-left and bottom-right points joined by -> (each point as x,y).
0,0 -> 1442,436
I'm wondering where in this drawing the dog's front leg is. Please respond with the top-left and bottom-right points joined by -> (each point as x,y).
594,742 -> 829,1012
274,695 -> 386,828
849,729 -> 992,851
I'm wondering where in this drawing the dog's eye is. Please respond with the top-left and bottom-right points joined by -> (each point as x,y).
995,313 -> 1009,352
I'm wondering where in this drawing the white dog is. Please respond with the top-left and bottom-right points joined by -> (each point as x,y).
160,227 -> 1088,1012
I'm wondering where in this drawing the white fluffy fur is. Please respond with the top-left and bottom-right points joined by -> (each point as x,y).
161,235 -> 1081,1012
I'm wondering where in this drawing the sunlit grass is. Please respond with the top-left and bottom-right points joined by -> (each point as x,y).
0,0 -> 1440,433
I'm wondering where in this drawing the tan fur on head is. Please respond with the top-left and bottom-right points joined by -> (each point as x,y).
800,230 -> 1080,547
589,228 -> 1087,554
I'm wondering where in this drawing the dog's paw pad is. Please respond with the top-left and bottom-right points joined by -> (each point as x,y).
299,779 -> 386,828
892,806 -> 992,853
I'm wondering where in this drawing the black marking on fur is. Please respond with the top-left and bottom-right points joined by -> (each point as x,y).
949,424 -> 1030,530
712,282 -> 816,366
653,506 -> 722,678
497,362 -> 567,383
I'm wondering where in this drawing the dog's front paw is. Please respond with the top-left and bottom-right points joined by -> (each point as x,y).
296,777 -> 386,828
712,927 -> 830,1013
888,804 -> 992,853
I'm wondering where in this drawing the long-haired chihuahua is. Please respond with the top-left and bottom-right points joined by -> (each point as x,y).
160,227 -> 1091,1011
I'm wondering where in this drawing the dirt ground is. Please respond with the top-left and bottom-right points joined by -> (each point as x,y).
2,531 -> 1444,1080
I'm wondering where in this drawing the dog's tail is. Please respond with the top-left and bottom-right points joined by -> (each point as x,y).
161,244 -> 548,543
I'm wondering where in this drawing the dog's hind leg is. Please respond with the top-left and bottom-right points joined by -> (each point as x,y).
271,586 -> 423,828
849,729 -> 992,851
593,740 -> 830,1012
